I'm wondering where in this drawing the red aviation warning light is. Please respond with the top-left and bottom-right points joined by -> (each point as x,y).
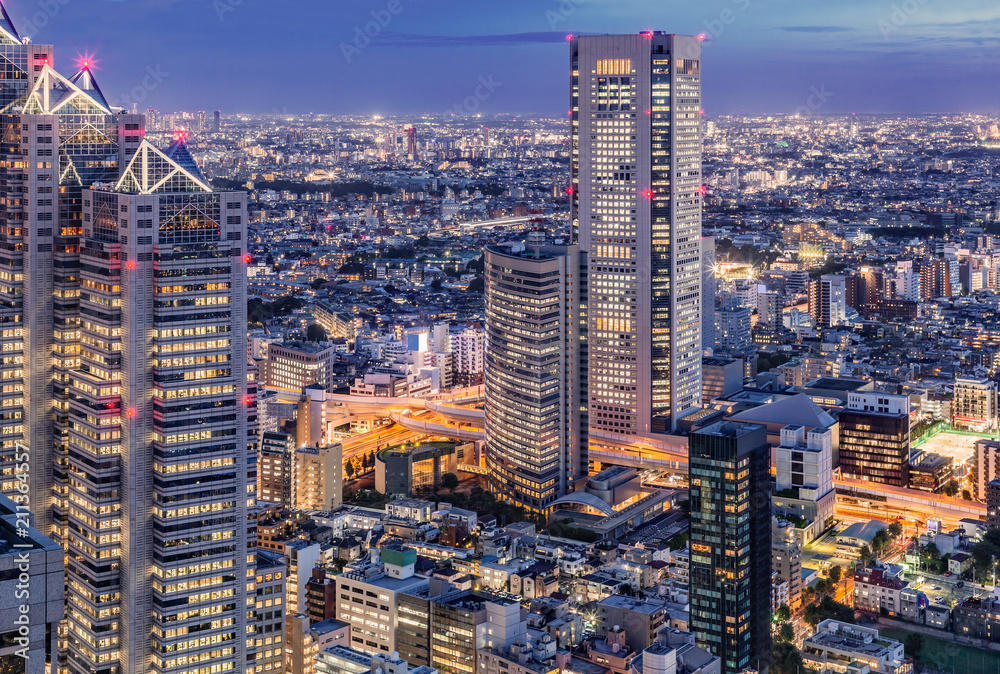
127,260 -> 135,269
127,408 -> 135,418
643,189 -> 654,199
244,254 -> 252,264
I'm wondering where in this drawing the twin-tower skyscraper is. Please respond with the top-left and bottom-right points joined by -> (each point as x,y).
0,7 -> 254,674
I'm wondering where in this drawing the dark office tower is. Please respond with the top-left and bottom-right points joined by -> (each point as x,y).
214,109 -> 221,133
571,33 -> 703,435
484,244 -> 588,514
68,138 -> 251,674
406,126 -> 417,159
689,421 -> 771,674
838,391 -> 911,487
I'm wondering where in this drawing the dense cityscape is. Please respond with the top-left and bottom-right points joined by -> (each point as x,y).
4,5 -> 1000,674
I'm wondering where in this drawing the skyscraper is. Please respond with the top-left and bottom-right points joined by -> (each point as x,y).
571,33 -> 703,435
688,421 -> 771,674
214,109 -> 222,133
483,244 -> 588,513
0,10 -> 146,543
65,139 -> 252,674
64,139 -> 253,674
807,274 -> 847,328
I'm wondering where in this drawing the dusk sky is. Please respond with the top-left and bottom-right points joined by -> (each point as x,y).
17,0 -> 1000,115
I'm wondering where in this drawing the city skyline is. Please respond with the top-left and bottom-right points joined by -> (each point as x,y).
3,0 -> 997,115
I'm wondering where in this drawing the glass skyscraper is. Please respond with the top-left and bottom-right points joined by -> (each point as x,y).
571,33 -> 703,435
688,421 -> 771,674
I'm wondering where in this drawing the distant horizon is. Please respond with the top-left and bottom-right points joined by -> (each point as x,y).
14,0 -> 1000,116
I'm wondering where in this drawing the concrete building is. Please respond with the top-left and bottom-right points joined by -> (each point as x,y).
451,325 -> 485,387
335,547 -> 429,655
71,138 -> 251,674
702,357 -> 743,405
260,431 -> 294,506
853,563 -> 908,615
772,425 -> 836,543
376,441 -> 473,497
808,275 -> 848,328
484,244 -> 588,513
0,493 -> 64,674
572,33 -> 704,433
596,596 -> 668,653
838,392 -> 911,487
255,551 -> 288,674
974,439 -> 1000,501
954,378 -> 999,431
772,519 -> 804,610
265,341 -> 337,392
801,620 -> 907,674
294,444 -> 344,511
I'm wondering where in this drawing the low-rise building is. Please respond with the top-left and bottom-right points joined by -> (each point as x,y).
853,563 -> 908,615
802,620 -> 910,674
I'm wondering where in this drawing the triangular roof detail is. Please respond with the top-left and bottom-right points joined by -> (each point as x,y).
116,139 -> 212,194
0,2 -> 20,45
164,136 -> 208,183
23,65 -> 111,115
728,393 -> 836,429
69,65 -> 110,112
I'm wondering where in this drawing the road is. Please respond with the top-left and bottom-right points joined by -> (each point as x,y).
340,424 -> 425,464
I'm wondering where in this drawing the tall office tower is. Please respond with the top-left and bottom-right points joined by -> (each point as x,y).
0,15 -> 146,541
68,139 -> 251,674
571,33 -> 704,435
197,109 -> 206,131
701,236 -> 716,353
214,110 -> 221,133
148,108 -> 159,131
807,274 -> 847,328
689,421 -> 771,674
838,391 -> 911,487
483,244 -> 588,513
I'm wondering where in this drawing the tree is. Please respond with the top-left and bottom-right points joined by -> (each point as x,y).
942,479 -> 960,497
775,604 -> 792,623
905,633 -> 924,661
829,565 -> 842,585
921,542 -> 942,571
467,277 -> 485,293
441,472 -> 459,490
306,324 -> 327,342
430,277 -> 443,291
771,642 -> 804,674
815,578 -> 831,596
888,521 -> 904,539
872,529 -> 890,554
778,622 -> 795,644
310,277 -> 328,290
962,489 -> 973,501
859,545 -> 874,566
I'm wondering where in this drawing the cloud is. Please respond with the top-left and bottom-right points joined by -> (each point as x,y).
370,31 -> 570,47
779,26 -> 855,33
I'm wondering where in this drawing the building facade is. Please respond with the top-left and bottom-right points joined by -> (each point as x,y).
64,138 -> 252,674
483,245 -> 588,513
571,33 -> 704,434
688,422 -> 771,674
838,391 -> 911,487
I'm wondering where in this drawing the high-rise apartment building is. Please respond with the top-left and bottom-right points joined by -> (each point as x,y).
483,244 -> 588,513
838,391 -> 911,487
293,444 -> 344,512
689,421 -> 771,674
571,33 -> 704,434
954,377 -> 998,431
808,275 -> 847,328
67,139 -> 252,674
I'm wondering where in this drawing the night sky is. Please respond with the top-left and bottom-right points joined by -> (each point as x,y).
16,0 -> 1000,115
